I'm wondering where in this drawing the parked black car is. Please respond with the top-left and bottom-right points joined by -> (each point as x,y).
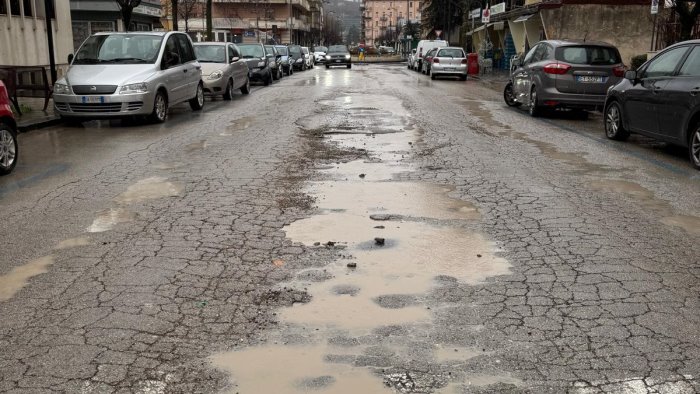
504,40 -> 624,116
325,45 -> 352,69
288,45 -> 306,71
275,45 -> 294,76
238,43 -> 274,86
605,40 -> 700,169
264,45 -> 283,80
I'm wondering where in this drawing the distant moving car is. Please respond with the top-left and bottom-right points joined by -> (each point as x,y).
313,46 -> 328,63
378,46 -> 396,55
413,40 -> 448,71
325,45 -> 352,69
604,40 -> 700,169
54,31 -> 204,123
0,80 -> 18,175
288,45 -> 306,71
302,47 -> 314,69
429,47 -> 468,80
407,49 -> 416,70
503,39 -> 624,117
194,42 -> 250,99
265,45 -> 283,80
238,43 -> 274,86
275,45 -> 294,76
421,48 -> 438,75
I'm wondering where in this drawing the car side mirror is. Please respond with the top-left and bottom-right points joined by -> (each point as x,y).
624,70 -> 638,81
512,58 -> 522,67
230,56 -> 240,63
67,53 -> 74,64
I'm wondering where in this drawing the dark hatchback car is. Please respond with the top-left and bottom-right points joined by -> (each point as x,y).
605,40 -> 700,169
264,45 -> 283,80
238,43 -> 274,86
504,40 -> 624,116
325,45 -> 351,69
288,45 -> 306,71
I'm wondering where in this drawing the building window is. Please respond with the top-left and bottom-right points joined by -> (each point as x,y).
91,21 -> 116,33
23,0 -> 32,16
0,1 -> 6,14
10,0 -> 20,15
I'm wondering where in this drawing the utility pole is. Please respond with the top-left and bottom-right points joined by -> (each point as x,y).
44,0 -> 56,84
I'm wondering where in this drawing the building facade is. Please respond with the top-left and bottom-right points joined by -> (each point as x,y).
361,0 -> 421,47
71,0 -> 163,51
160,0 -> 323,46
0,0 -> 73,72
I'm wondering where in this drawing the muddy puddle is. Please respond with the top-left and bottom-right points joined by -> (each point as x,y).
184,140 -> 207,152
55,237 -> 90,249
0,256 -> 54,301
87,208 -> 137,233
212,92 -> 514,392
114,176 -> 183,204
224,116 -> 255,135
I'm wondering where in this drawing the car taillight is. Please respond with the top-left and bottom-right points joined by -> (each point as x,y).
0,84 -> 8,106
613,65 -> 625,77
543,63 -> 571,75
433,58 -> 440,63
461,58 -> 468,64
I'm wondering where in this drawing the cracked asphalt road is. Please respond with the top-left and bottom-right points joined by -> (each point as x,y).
1,64 -> 699,394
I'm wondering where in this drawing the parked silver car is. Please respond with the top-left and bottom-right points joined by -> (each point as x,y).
302,47 -> 314,69
504,39 -> 624,116
194,42 -> 250,99
54,31 -> 204,123
429,47 -> 467,80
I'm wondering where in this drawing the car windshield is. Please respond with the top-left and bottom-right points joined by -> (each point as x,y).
194,45 -> 226,63
302,48 -> 309,54
275,46 -> 288,55
238,44 -> 265,58
289,46 -> 301,55
328,45 -> 348,53
437,48 -> 464,58
556,46 -> 621,65
314,46 -> 328,53
265,46 -> 276,56
73,34 -> 163,64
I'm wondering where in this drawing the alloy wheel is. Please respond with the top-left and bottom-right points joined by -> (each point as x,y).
504,84 -> 518,107
0,128 -> 16,170
155,94 -> 167,121
606,104 -> 620,138
529,88 -> 538,116
691,128 -> 700,167
197,84 -> 204,107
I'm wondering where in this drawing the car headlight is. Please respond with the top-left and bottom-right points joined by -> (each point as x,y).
119,83 -> 148,94
345,54 -> 351,59
296,58 -> 302,63
326,55 -> 331,60
54,83 -> 71,95
257,61 -> 266,67
208,70 -> 223,80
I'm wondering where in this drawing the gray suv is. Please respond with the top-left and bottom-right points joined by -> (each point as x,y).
54,31 -> 204,123
504,40 -> 624,116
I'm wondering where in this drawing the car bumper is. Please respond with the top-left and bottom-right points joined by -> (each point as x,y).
326,59 -> 351,66
202,77 -> 227,95
53,92 -> 155,118
292,60 -> 304,69
540,87 -> 607,110
431,64 -> 467,75
315,56 -> 326,63
249,67 -> 270,81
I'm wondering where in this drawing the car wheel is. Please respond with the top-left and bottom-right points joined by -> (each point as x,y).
149,90 -> 168,123
240,77 -> 250,95
263,71 -> 271,86
303,63 -> 307,71
272,68 -> 279,81
688,125 -> 700,169
460,75 -> 467,81
223,79 -> 233,100
278,67 -> 283,79
0,122 -> 18,175
189,83 -> 204,111
604,101 -> 629,141
347,64 -> 351,69
503,82 -> 520,107
430,69 -> 436,80
529,86 -> 541,117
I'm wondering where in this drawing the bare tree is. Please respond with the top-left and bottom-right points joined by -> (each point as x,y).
114,0 -> 142,31
206,0 -> 213,40
669,1 -> 700,41
171,0 -> 179,31
178,0 -> 201,32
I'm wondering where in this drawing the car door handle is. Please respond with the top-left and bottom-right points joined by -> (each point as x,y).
691,87 -> 700,96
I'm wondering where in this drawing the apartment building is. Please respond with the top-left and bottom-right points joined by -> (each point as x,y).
361,0 -> 420,47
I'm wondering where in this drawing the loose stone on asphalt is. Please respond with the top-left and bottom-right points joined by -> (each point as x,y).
0,64 -> 699,393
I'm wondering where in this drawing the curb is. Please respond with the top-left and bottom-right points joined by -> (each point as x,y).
17,116 -> 62,133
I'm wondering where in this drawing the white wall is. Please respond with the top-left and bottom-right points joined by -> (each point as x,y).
0,0 -> 73,76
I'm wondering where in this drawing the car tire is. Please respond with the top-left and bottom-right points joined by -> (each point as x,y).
688,125 -> 700,169
503,82 -> 520,107
529,86 -> 541,117
302,63 -> 307,71
241,78 -> 250,95
278,67 -> 283,79
272,68 -> 279,81
604,101 -> 629,141
263,71 -> 271,86
430,69 -> 436,80
189,82 -> 204,111
149,91 -> 168,123
460,75 -> 467,81
347,64 -> 351,69
0,122 -> 18,175
223,79 -> 233,101
326,65 -> 330,69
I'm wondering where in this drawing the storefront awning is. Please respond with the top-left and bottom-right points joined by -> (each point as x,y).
513,14 -> 535,23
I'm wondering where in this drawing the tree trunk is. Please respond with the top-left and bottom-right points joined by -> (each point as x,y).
171,0 -> 179,31
123,8 -> 133,31
206,0 -> 213,41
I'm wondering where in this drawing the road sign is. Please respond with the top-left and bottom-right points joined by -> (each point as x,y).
470,8 -> 481,19
482,6 -> 490,23
651,0 -> 659,14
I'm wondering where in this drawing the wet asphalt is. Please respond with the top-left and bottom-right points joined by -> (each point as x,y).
0,64 -> 699,394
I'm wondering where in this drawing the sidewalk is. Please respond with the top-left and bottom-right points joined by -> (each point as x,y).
468,70 -> 510,91
351,55 -> 404,63
14,97 -> 61,132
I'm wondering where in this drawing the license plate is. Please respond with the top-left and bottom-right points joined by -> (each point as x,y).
444,67 -> 455,71
82,96 -> 105,103
335,60 -> 341,63
576,76 -> 604,83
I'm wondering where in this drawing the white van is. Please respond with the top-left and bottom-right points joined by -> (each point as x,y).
413,40 -> 448,71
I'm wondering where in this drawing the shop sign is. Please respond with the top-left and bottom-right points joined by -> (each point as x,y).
470,8 -> 481,19
491,2 -> 506,15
